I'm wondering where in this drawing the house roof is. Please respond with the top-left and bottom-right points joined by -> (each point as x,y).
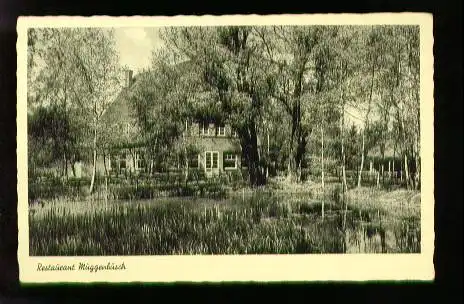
100,86 -> 133,127
101,60 -> 197,125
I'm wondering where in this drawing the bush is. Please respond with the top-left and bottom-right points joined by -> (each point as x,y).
109,181 -> 227,200
28,177 -> 89,201
29,170 -> 233,201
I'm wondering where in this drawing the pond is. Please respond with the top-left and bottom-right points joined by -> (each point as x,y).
29,191 -> 421,255
342,211 -> 420,253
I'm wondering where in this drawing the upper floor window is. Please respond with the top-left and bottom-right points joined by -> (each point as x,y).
217,124 -> 225,136
200,122 -> 210,136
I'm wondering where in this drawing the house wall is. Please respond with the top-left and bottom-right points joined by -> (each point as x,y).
188,122 -> 242,174
74,149 -> 144,178
72,122 -> 242,178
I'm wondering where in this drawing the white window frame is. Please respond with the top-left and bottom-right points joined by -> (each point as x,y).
135,151 -> 145,170
224,153 -> 235,161
205,151 -> 219,171
200,122 -> 210,136
217,124 -> 225,136
223,152 -> 238,169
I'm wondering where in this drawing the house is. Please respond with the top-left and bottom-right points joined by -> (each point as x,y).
185,119 -> 242,177
85,64 -> 243,178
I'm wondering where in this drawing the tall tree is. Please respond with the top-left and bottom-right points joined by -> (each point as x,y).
379,26 -> 420,189
69,29 -> 123,194
161,26 -> 272,186
356,26 -> 383,188
27,29 -> 87,179
28,28 -> 123,192
257,26 -> 330,181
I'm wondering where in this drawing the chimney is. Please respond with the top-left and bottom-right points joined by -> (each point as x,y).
124,69 -> 133,88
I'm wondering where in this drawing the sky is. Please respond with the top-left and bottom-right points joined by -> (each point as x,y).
114,27 -> 164,74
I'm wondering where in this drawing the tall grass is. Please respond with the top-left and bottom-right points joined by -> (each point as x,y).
30,194 -> 348,255
29,188 -> 421,256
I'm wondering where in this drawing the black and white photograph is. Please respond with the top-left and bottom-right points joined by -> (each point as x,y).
17,14 -> 434,282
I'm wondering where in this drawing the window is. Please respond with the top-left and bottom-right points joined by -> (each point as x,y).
217,124 -> 225,136
223,152 -> 237,169
200,122 -> 210,136
205,151 -> 219,170
205,152 -> 211,169
212,152 -> 218,168
135,152 -> 145,170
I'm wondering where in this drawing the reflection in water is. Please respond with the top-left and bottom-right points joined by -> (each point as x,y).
342,211 -> 420,253
268,192 -> 420,254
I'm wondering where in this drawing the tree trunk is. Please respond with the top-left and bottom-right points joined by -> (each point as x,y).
357,52 -> 376,188
404,154 -> 410,190
381,164 -> 384,179
103,150 -> 109,202
321,125 -> 325,220
357,129 -> 365,188
415,153 -> 420,190
89,122 -> 98,194
131,149 -> 136,174
64,152 -> 68,180
184,146 -> 189,185
71,158 -> 76,177
242,123 -> 266,187
340,98 -> 348,193
266,130 -> 270,179
340,74 -> 348,230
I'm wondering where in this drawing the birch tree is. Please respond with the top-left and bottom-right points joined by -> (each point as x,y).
28,28 -> 123,193
65,29 -> 123,194
356,27 -> 383,188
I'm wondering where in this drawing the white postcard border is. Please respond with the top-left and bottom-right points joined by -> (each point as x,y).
17,13 -> 435,283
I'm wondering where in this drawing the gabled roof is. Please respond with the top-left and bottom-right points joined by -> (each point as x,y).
100,86 -> 134,127
101,60 -> 197,125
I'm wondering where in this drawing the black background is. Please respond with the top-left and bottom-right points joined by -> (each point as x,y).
0,1 -> 462,303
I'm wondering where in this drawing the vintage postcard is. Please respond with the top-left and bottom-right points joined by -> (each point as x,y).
17,14 -> 434,283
